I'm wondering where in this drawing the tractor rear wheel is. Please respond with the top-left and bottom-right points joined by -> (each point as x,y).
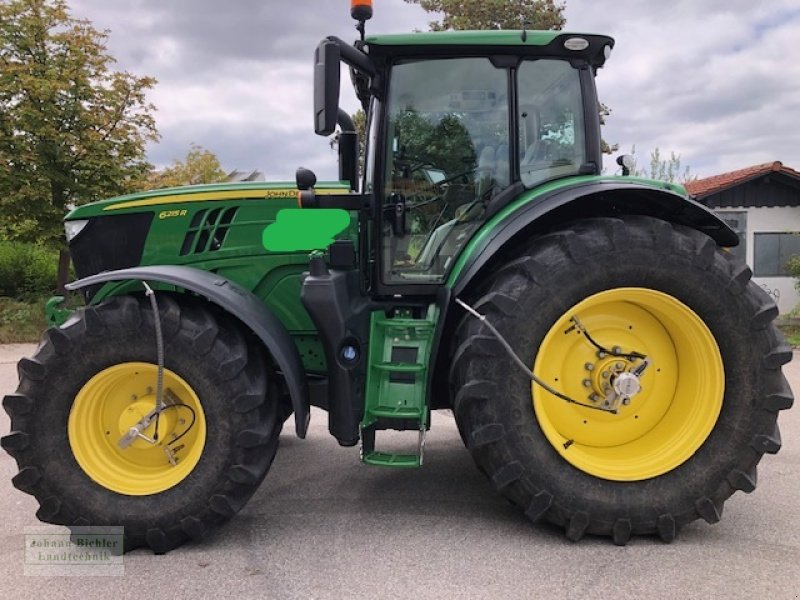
2,295 -> 280,553
451,216 -> 793,544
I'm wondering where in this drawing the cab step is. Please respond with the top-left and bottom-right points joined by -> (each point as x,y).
360,426 -> 427,468
359,305 -> 438,468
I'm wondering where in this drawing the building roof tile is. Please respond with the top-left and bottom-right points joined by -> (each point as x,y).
685,161 -> 800,198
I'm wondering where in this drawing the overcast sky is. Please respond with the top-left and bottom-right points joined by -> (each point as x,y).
71,0 -> 800,181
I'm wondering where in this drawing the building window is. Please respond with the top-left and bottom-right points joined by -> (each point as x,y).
716,211 -> 747,262
754,232 -> 800,276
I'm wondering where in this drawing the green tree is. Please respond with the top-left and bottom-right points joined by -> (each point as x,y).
0,0 -> 158,245
631,146 -> 695,184
352,109 -> 367,176
395,110 -> 477,176
785,255 -> 800,295
149,144 -> 227,189
599,103 -> 618,154
404,0 -> 566,31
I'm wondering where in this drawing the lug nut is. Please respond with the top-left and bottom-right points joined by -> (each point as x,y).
622,397 -> 631,406
597,351 -> 606,359
615,362 -> 624,371
582,379 -> 592,387
584,362 -> 594,371
602,371 -> 610,379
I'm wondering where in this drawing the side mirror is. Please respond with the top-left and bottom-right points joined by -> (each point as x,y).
314,40 -> 341,136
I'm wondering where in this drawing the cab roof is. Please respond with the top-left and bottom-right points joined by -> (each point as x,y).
366,30 -> 563,47
364,30 -> 614,67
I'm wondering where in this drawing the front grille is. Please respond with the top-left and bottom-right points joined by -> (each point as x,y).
179,207 -> 238,256
69,212 -> 154,299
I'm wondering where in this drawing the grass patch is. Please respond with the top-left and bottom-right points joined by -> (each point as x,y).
0,296 -> 48,344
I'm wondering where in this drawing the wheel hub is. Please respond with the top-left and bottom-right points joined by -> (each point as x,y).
613,371 -> 642,399
118,398 -> 178,450
584,354 -> 646,411
532,288 -> 724,481
68,362 -> 207,496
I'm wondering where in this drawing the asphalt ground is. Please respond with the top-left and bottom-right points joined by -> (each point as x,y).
1,342 -> 799,599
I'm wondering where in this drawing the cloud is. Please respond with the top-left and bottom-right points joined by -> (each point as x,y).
70,0 -> 800,180
566,0 -> 800,175
71,0 -> 428,180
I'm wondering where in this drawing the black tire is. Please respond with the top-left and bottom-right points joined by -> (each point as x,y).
1,294 -> 281,553
450,215 -> 793,544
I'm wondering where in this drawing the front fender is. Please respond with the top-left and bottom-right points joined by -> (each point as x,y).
65,265 -> 310,438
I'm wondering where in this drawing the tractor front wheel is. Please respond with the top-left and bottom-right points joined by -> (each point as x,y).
2,295 -> 280,553
451,216 -> 793,544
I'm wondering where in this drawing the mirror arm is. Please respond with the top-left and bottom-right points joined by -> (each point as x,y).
337,109 -> 356,133
325,36 -> 375,76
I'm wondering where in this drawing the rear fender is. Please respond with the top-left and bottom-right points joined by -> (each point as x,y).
449,181 -> 738,295
65,265 -> 310,438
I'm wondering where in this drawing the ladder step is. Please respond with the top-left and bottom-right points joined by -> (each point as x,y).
362,451 -> 421,468
375,319 -> 434,332
373,362 -> 426,373
361,305 -> 438,469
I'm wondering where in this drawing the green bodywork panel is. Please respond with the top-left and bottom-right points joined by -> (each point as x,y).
68,181 -> 357,374
366,30 -> 563,47
446,175 -> 687,287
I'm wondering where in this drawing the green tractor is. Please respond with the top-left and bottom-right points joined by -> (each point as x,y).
2,2 -> 793,552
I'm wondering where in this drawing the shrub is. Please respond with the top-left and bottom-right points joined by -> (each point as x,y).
0,241 -> 60,298
787,256 -> 800,293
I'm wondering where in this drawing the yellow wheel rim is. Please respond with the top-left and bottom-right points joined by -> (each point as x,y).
532,288 -> 724,481
68,363 -> 207,495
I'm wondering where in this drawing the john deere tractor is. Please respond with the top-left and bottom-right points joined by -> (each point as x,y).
2,1 -> 793,552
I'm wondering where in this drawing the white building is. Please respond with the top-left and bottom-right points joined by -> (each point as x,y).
686,162 -> 800,313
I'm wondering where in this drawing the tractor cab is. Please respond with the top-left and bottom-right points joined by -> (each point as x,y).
308,24 -> 612,294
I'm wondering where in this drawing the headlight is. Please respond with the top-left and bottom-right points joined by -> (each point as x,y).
64,219 -> 89,243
